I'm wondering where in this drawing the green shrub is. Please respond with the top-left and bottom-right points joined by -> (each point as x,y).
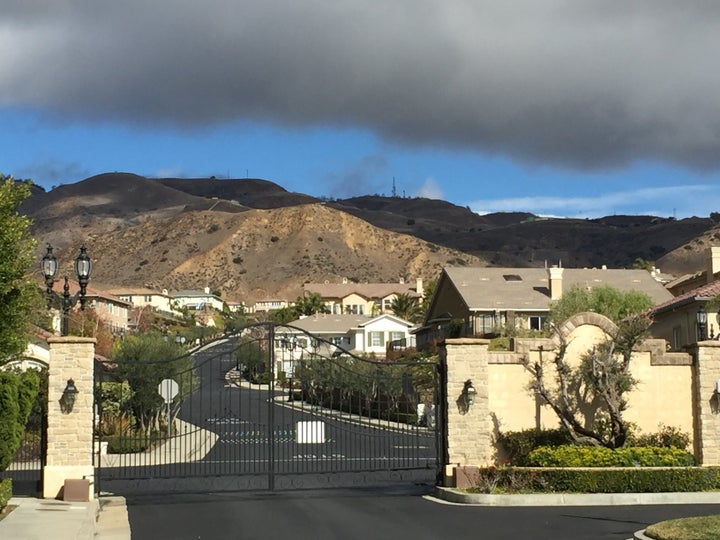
0,478 -> 11,510
629,425 -> 691,450
106,435 -> 153,454
468,466 -> 720,494
254,372 -> 273,385
496,428 -> 573,466
527,444 -> 695,467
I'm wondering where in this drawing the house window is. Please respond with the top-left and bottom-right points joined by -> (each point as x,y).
672,325 -> 682,350
331,337 -> 342,346
390,331 -> 404,342
368,331 -> 383,347
528,316 -> 547,331
475,314 -> 495,335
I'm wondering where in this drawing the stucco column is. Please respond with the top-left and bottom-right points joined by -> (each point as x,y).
692,341 -> 720,466
43,336 -> 96,499
441,338 -> 493,476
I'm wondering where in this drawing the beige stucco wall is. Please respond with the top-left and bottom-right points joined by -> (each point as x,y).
443,313 -> 697,474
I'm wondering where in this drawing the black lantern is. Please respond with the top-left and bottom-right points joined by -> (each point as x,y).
42,244 -> 93,336
697,306 -> 708,342
59,379 -> 79,413
463,379 -> 477,407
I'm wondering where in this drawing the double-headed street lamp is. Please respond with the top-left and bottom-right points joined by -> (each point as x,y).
41,244 -> 93,336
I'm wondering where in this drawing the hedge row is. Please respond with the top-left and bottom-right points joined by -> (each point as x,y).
0,478 -> 11,510
470,467 -> 720,494
528,445 -> 696,467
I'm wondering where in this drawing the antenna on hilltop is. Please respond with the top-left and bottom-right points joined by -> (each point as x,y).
392,177 -> 397,198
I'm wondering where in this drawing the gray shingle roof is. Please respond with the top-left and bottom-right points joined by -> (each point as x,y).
443,267 -> 673,311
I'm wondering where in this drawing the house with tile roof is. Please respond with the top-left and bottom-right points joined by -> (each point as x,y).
48,279 -> 132,335
416,265 -> 674,350
273,313 -> 417,376
105,287 -> 181,317
303,278 -> 423,316
650,247 -> 720,349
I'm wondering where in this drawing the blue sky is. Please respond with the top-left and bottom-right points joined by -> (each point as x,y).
3,2 -> 720,219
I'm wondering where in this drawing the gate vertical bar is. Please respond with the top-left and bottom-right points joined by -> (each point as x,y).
436,352 -> 448,486
268,324 -> 276,491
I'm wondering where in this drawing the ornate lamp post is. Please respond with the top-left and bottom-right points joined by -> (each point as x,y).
41,244 -> 93,336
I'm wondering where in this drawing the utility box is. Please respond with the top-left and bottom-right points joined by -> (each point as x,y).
63,479 -> 90,502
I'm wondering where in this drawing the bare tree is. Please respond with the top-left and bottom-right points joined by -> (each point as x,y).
525,312 -> 651,449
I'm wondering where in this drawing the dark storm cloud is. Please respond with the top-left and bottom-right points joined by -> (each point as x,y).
2,1 -> 720,170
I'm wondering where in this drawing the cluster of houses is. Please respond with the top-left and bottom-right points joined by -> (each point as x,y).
25,246 -> 720,369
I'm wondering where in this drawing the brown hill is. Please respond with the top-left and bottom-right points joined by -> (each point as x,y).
23,172 -> 720,305
81,204 -> 481,303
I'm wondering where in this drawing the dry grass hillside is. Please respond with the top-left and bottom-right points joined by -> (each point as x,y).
22,172 -> 720,305
76,204 -> 481,303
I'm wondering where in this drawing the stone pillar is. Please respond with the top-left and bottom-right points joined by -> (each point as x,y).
441,338 -> 492,482
692,341 -> 720,466
43,336 -> 96,499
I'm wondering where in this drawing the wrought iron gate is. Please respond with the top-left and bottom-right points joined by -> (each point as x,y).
95,323 -> 440,494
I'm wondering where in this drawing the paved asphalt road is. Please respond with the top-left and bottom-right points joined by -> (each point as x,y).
124,484 -> 720,540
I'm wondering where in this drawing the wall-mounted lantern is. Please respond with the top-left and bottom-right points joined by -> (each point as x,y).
697,306 -> 708,342
59,379 -> 79,414
463,379 -> 477,407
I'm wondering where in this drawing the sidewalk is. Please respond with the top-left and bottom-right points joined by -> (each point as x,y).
0,495 -> 130,540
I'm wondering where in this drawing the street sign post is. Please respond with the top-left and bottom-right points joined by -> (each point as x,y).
158,379 -> 179,437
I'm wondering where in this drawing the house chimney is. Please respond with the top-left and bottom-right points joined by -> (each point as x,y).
416,278 -> 424,298
204,286 -> 210,294
548,266 -> 564,300
707,247 -> 720,284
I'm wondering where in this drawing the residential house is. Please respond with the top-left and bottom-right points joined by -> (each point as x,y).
416,265 -> 674,349
650,247 -> 720,349
106,287 -> 180,317
49,280 -> 132,335
303,278 -> 423,316
273,313 -> 417,376
665,247 -> 720,297
171,287 -> 225,312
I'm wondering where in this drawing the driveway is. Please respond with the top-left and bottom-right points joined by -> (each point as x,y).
124,484 -> 720,540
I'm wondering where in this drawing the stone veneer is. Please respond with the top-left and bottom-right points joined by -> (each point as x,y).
441,338 -> 493,482
692,341 -> 720,466
43,336 -> 96,499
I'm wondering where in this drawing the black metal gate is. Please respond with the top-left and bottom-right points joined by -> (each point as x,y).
95,323 -> 440,494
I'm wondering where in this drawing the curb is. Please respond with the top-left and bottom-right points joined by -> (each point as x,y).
433,487 -> 720,506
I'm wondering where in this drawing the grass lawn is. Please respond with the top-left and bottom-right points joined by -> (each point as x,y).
645,515 -> 720,540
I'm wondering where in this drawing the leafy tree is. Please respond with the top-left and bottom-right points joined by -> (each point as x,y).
529,286 -> 653,449
0,369 -> 40,470
0,176 -> 42,363
269,306 -> 296,324
632,258 -> 654,272
549,285 -> 653,327
70,307 -> 115,357
390,292 -> 422,323
419,278 -> 437,321
109,333 -> 197,436
294,293 -> 329,317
